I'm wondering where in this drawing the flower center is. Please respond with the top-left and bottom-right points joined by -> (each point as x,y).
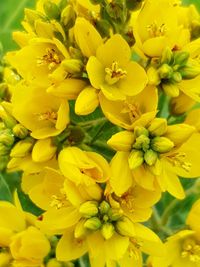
37,48 -> 61,70
121,102 -> 141,123
37,110 -> 57,124
147,21 -> 167,38
50,190 -> 68,209
105,61 -> 127,85
181,238 -> 200,262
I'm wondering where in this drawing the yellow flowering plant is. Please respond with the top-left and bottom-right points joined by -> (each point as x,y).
1,0 -> 200,266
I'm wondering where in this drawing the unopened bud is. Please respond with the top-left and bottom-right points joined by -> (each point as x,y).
147,67 -> 160,85
174,51 -> 190,66
79,201 -> 99,218
151,136 -> 174,153
99,201 -> 110,215
162,83 -> 180,97
128,150 -> 144,170
158,64 -> 173,79
24,9 -> 45,26
61,5 -> 75,29
0,105 -> 17,128
180,64 -> 200,79
133,135 -> 150,151
0,155 -> 9,171
0,129 -> 14,146
0,83 -> 8,99
134,126 -> 149,137
13,124 -> 28,139
126,0 -> 143,10
0,143 -> 10,156
10,137 -> 34,157
61,59 -> 83,74
144,149 -> 158,166
84,217 -> 102,230
115,216 -> 135,237
161,47 -> 173,65
101,223 -> 115,240
96,19 -> 111,37
47,259 -> 63,267
108,208 -> 123,221
43,1 -> 60,19
32,138 -> 56,162
148,118 -> 167,136
74,219 -> 87,238
171,72 -> 182,83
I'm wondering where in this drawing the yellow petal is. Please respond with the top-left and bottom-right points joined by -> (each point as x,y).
133,165 -> 155,191
105,233 -> 129,260
107,131 -> 134,152
75,86 -> 99,115
32,138 -> 57,162
56,228 -> 88,261
86,56 -> 105,89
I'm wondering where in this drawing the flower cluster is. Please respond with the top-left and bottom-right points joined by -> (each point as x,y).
1,0 -> 200,266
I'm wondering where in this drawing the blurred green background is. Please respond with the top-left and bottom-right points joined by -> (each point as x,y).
0,0 -> 200,54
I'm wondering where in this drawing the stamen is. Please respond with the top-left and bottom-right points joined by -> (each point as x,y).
105,61 -> 127,85
167,152 -> 192,172
181,238 -> 200,262
147,21 -> 167,38
36,110 -> 57,123
121,101 -> 141,123
37,48 -> 61,70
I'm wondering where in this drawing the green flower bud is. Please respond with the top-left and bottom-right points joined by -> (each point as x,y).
180,64 -> 200,79
134,126 -> 149,137
174,51 -> 190,66
96,19 -> 111,37
151,136 -> 174,153
108,208 -> 123,221
0,83 -> 8,99
144,149 -> 158,166
0,143 -> 10,156
161,47 -> 173,65
61,5 -> 75,29
90,0 -> 102,4
59,0 -> 69,11
12,124 -> 28,139
61,59 -> 83,74
171,72 -> 182,83
115,216 -> 135,237
133,135 -> 150,151
128,150 -> 144,170
10,137 -> 34,158
43,1 -> 60,19
148,118 -> 167,136
126,0 -> 143,10
84,217 -> 102,230
101,223 -> 115,240
0,105 -> 17,128
99,201 -> 110,215
147,67 -> 160,86
0,129 -> 14,146
0,155 -> 9,171
162,83 -> 180,97
159,64 -> 173,79
24,8 -> 45,26
79,201 -> 99,218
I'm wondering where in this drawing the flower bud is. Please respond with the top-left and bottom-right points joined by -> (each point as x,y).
47,259 -> 63,267
174,51 -> 190,66
144,149 -> 158,166
61,5 -> 75,29
0,155 -> 9,171
161,47 -> 173,65
0,129 -> 14,146
134,126 -> 149,137
159,64 -> 173,79
151,136 -> 174,153
128,150 -> 144,170
147,67 -> 160,85
32,138 -> 57,162
0,143 -> 10,156
24,9 -> 45,26
0,252 -> 11,267
126,0 -> 143,10
10,137 -> 34,158
99,201 -> 110,215
84,217 -> 102,230
61,59 -> 83,74
170,93 -> 195,115
12,124 -> 28,139
0,83 -> 7,99
148,118 -> 167,136
115,216 -> 135,237
96,19 -> 111,37
180,64 -> 200,79
43,1 -> 60,19
0,105 -> 17,128
74,219 -> 87,238
162,83 -> 180,97
171,72 -> 182,83
133,135 -> 150,151
108,208 -> 123,221
79,201 -> 99,218
101,223 -> 115,240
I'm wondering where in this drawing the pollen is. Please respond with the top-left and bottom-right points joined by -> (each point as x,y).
105,61 -> 127,85
37,48 -> 61,70
147,21 -> 167,38
121,101 -> 141,123
50,194 -> 67,209
167,152 -> 192,172
181,238 -> 200,262
37,110 -> 58,123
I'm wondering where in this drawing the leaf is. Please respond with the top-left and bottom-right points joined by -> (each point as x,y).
0,173 -> 12,201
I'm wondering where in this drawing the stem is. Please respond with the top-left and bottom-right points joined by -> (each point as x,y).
77,118 -> 107,127
78,258 -> 87,267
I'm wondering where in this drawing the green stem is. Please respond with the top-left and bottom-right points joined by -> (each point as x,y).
78,258 -> 87,267
77,118 -> 107,127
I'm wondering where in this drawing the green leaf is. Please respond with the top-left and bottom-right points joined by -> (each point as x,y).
0,173 -> 12,201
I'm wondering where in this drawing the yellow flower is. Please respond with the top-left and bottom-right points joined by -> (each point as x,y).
170,92 -> 195,115
107,118 -> 200,199
133,0 -> 188,57
10,226 -> 50,267
185,108 -> 200,132
187,199 -> 200,237
6,38 -> 70,87
11,81 -> 69,139
86,34 -> 148,101
99,85 -> 158,130
150,230 -> 200,267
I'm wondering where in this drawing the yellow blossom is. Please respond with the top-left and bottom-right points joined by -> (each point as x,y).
86,34 -> 148,101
